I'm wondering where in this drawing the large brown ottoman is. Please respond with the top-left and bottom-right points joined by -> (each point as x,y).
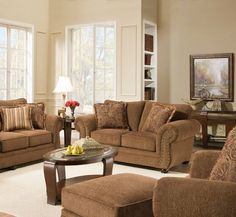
61,173 -> 156,217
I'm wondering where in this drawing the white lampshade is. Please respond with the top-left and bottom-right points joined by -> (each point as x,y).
53,76 -> 74,93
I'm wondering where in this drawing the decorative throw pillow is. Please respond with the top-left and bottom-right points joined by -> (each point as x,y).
209,127 -> 236,182
104,100 -> 129,129
94,102 -> 128,129
26,103 -> 46,129
141,104 -> 176,133
1,106 -> 33,131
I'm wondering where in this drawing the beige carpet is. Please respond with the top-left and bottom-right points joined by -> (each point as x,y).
0,131 -> 188,217
0,161 -> 187,217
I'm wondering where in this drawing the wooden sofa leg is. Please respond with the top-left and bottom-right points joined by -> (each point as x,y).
161,169 -> 168,173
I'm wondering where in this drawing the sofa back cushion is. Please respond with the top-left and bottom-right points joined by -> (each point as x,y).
0,98 -> 28,131
170,104 -> 192,121
126,101 -> 145,131
138,101 -> 154,131
1,106 -> 33,131
26,102 -> 45,129
0,98 -> 27,106
141,104 -> 176,133
94,102 -> 128,129
209,126 -> 236,182
138,102 -> 192,131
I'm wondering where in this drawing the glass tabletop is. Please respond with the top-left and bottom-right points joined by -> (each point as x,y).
43,145 -> 117,164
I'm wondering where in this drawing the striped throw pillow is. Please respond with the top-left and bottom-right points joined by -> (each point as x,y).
1,106 -> 33,131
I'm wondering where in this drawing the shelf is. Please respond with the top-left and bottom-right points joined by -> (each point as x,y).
144,65 -> 155,69
144,51 -> 154,55
144,79 -> 154,86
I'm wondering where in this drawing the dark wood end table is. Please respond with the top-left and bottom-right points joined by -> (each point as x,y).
63,117 -> 75,147
43,145 -> 118,205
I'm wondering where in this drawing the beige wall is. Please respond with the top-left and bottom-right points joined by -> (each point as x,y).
0,0 -> 50,103
157,0 -> 236,107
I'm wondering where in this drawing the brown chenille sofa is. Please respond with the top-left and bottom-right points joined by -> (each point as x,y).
75,100 -> 200,172
0,98 -> 63,170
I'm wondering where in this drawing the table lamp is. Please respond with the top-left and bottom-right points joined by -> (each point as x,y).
53,76 -> 74,109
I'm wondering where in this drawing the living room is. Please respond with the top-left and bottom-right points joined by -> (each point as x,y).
0,0 -> 236,217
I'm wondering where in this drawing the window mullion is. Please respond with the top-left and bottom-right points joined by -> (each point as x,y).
6,26 -> 10,99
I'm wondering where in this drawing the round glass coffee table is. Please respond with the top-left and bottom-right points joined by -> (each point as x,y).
43,145 -> 118,205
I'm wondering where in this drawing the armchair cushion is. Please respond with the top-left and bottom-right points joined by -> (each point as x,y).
94,102 -> 128,129
210,126 -> 236,182
141,103 -> 176,133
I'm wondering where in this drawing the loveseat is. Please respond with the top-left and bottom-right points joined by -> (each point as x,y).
75,100 -> 200,172
0,98 -> 63,170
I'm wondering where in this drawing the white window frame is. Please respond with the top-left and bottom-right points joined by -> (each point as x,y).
0,19 -> 34,101
65,22 -> 116,112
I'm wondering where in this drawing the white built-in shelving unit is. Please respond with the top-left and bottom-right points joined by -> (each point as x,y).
143,20 -> 157,100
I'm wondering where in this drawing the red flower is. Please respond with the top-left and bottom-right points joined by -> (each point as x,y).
65,100 -> 80,107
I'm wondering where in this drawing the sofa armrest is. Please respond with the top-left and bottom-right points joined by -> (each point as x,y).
45,114 -> 64,148
190,150 -> 220,179
156,119 -> 200,169
74,114 -> 97,138
153,177 -> 236,217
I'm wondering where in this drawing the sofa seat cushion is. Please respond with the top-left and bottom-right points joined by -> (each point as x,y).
15,130 -> 52,147
61,173 -> 156,217
0,132 -> 29,153
91,129 -> 129,146
121,131 -> 156,152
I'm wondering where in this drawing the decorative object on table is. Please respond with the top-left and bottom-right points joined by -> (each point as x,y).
65,100 -> 80,118
53,76 -> 74,113
72,136 -> 103,150
65,145 -> 84,155
58,108 -> 66,118
190,53 -> 234,101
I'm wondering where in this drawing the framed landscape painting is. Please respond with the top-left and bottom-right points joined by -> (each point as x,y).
190,53 -> 234,101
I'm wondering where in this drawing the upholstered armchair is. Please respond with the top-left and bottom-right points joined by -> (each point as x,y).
153,149 -> 236,217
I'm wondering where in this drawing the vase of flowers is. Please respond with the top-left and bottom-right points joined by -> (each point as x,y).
65,100 -> 80,118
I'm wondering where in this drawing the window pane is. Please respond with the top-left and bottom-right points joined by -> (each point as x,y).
0,69 -> 6,89
105,27 -> 115,48
95,69 -> 104,91
10,50 -> 26,69
10,29 -> 18,49
0,90 -> 6,100
96,47 -> 104,68
0,48 -> 7,68
96,27 -> 104,48
104,49 -> 114,67
0,27 -> 7,47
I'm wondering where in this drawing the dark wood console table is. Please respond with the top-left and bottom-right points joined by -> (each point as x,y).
190,110 -> 236,147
